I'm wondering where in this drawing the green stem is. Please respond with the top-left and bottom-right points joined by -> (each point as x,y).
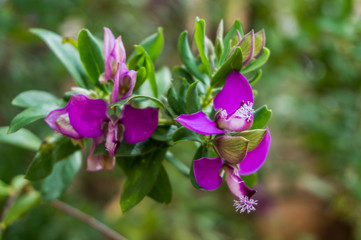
158,118 -> 175,125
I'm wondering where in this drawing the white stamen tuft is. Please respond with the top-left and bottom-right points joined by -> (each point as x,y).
233,195 -> 258,214
234,102 -> 253,122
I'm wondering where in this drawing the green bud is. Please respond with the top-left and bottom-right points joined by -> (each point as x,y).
215,19 -> 224,61
213,135 -> 249,164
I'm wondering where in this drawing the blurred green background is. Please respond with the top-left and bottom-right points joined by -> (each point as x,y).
1,0 -> 361,239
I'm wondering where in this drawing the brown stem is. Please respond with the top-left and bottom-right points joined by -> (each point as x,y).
50,200 -> 127,240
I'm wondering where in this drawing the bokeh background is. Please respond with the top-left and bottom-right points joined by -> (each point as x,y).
1,0 -> 361,239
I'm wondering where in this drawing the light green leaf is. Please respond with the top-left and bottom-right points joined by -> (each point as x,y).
241,47 -> 270,74
147,165 -> 172,204
129,27 -> 164,61
155,67 -> 172,96
211,47 -> 243,87
36,151 -> 82,201
12,90 -> 58,108
178,31 -> 206,83
30,28 -> 89,88
0,127 -> 41,151
25,135 -> 79,181
8,100 -> 66,134
1,191 -> 41,229
77,29 -> 105,89
186,81 -> 201,114
195,18 -> 211,76
251,105 -> 272,130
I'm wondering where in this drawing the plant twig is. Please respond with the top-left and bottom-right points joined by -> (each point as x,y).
50,200 -> 127,240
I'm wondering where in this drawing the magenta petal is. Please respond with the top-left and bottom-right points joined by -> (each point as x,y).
214,71 -> 254,114
104,27 -> 115,79
121,105 -> 159,144
68,95 -> 108,138
111,65 -> 136,104
112,36 -> 126,64
225,166 -> 256,198
193,157 -> 224,191
238,128 -> 271,175
45,107 -> 82,139
175,111 -> 225,135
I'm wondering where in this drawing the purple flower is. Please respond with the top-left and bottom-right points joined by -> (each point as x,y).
175,71 -> 271,212
45,94 -> 159,171
102,28 -> 137,104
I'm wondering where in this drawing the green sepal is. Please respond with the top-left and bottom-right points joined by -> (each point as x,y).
211,47 -> 243,87
25,135 -> 80,181
241,47 -> 270,74
250,105 -> 272,130
235,129 -> 267,151
213,135 -> 249,164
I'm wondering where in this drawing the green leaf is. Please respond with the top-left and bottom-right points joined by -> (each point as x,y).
195,18 -> 211,76
251,105 -> 272,130
0,126 -> 41,151
215,20 -> 224,62
241,47 -> 270,74
172,66 -> 196,84
211,47 -> 243,87
1,191 -> 41,229
25,135 -> 79,181
241,173 -> 258,187
129,27 -> 164,62
77,29 -> 105,89
147,165 -> 172,204
8,100 -> 66,134
134,45 -> 158,97
220,20 -> 244,65
30,28 -> 89,88
35,151 -> 81,201
12,90 -> 58,108
0,181 -> 11,199
171,127 -> 202,143
178,31 -> 206,83
133,66 -> 147,91
120,148 -> 167,212
235,129 -> 267,151
151,125 -> 178,142
186,81 -> 201,114
248,69 -> 262,85
214,135 -> 249,164
165,151 -> 189,177
167,87 -> 186,115
155,67 -> 171,96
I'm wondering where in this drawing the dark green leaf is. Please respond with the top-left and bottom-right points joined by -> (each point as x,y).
248,69 -> 262,85
186,81 -> 201,114
195,18 -> 211,75
172,127 -> 202,143
77,29 -> 105,89
35,151 -> 82,201
25,135 -> 79,181
129,27 -> 164,61
8,100 -> 66,134
241,173 -> 258,187
220,20 -> 244,65
211,47 -> 243,87
147,165 -> 172,204
172,66 -> 196,84
0,126 -> 41,151
178,31 -> 206,83
151,125 -> 178,142
12,90 -> 58,108
134,45 -> 158,97
241,47 -> 270,74
165,151 -> 189,177
120,148 -> 167,212
251,105 -> 272,130
133,66 -> 147,91
30,28 -> 89,88
167,87 -> 186,115
1,191 -> 41,229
